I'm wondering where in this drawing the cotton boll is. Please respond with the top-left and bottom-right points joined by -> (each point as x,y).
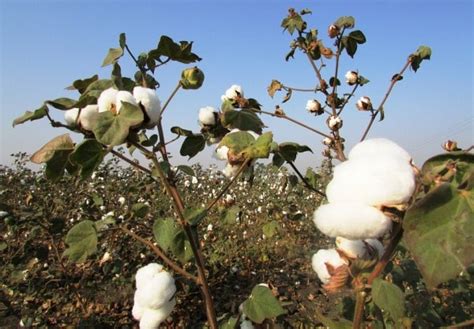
98,88 -> 119,113
223,163 -> 241,178
139,299 -> 176,329
64,108 -> 79,126
133,87 -> 161,128
223,84 -> 244,101
135,263 -> 163,290
365,239 -> 385,258
135,271 -> 176,309
311,249 -> 346,284
132,303 -> 145,320
199,106 -> 217,126
335,237 -> 384,259
348,138 -> 411,162
79,105 -> 99,131
326,156 -> 416,206
215,145 -> 229,161
313,203 -> 392,239
116,90 -> 137,114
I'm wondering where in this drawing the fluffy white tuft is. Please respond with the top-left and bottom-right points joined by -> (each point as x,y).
198,106 -> 217,126
215,145 -> 229,161
326,156 -> 416,206
223,163 -> 241,178
348,138 -> 411,162
223,84 -> 244,101
98,88 -> 119,113
64,108 -> 79,126
313,203 -> 392,239
139,299 -> 176,329
133,87 -> 161,128
311,249 -> 346,284
135,263 -> 163,290
79,105 -> 99,131
115,90 -> 137,114
132,303 -> 145,320
134,271 -> 176,310
335,237 -> 385,259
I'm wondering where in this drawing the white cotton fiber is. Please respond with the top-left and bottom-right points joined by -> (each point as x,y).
134,271 -> 176,310
326,156 -> 415,206
348,138 -> 411,162
335,237 -> 385,259
64,108 -> 79,126
313,203 -> 392,239
223,163 -> 241,178
115,90 -> 137,113
311,249 -> 346,284
79,105 -> 99,131
135,263 -> 164,290
133,87 -> 162,128
98,88 -> 119,113
199,106 -> 217,126
222,84 -> 244,102
132,303 -> 145,320
139,299 -> 176,329
215,145 -> 229,161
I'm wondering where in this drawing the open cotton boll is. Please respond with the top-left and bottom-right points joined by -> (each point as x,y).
199,106 -> 217,126
139,299 -> 176,329
223,84 -> 244,101
132,303 -> 145,320
336,237 -> 385,259
133,87 -> 161,128
79,105 -> 99,131
311,249 -> 346,284
135,263 -> 164,290
135,271 -> 176,309
348,138 -> 412,162
326,156 -> 416,206
313,203 -> 392,239
115,90 -> 137,114
98,88 -> 119,113
223,163 -> 241,178
64,108 -> 79,126
215,145 -> 229,161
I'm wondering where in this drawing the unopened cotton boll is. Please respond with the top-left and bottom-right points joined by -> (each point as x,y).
64,108 -> 79,126
133,87 -> 161,128
311,249 -> 346,284
336,237 -> 385,259
134,271 -> 176,309
348,138 -> 412,163
326,156 -> 415,206
198,106 -> 217,126
98,88 -> 119,113
79,105 -> 99,131
139,299 -> 176,329
135,263 -> 164,290
313,203 -> 392,239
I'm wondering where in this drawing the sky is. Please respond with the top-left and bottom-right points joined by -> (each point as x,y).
1,0 -> 473,171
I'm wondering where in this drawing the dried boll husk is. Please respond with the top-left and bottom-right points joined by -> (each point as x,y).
313,203 -> 392,239
311,249 -> 346,284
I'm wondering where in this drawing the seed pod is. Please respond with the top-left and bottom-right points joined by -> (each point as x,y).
180,67 -> 205,90
328,24 -> 340,38
356,96 -> 372,111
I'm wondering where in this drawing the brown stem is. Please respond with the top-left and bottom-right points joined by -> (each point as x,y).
255,109 -> 332,139
120,226 -> 198,283
305,52 -> 329,96
360,59 -> 412,141
337,84 -> 359,116
110,149 -> 152,176
287,161 -> 326,197
352,291 -> 366,329
205,158 -> 251,212
447,319 -> 474,329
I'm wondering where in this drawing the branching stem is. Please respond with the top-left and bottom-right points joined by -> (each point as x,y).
287,161 -> 326,197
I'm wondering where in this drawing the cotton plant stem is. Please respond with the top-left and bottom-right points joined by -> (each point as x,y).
110,149 -> 153,176
205,158 -> 251,213
287,161 -> 326,197
352,290 -> 366,329
337,84 -> 359,116
282,85 -> 318,93
120,226 -> 198,283
305,52 -> 329,96
360,59 -> 412,141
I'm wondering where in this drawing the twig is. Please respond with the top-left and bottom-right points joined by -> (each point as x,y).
305,52 -> 329,96
360,59 -> 412,141
337,84 -> 359,116
110,149 -> 153,176
446,319 -> 474,329
120,226 -> 198,283
287,161 -> 326,197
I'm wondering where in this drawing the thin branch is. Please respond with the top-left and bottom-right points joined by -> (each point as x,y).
337,84 -> 359,116
446,319 -> 474,329
255,109 -> 332,139
360,59 -> 412,141
120,226 -> 199,283
205,158 -> 251,213
110,149 -> 152,176
352,291 -> 366,329
282,85 -> 318,93
305,52 -> 329,96
287,161 -> 326,197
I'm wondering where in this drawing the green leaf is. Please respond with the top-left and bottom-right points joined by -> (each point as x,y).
315,309 -> 352,329
242,285 -> 286,324
149,35 -> 202,64
219,317 -> 238,329
69,139 -> 105,179
222,109 -> 264,134
277,142 -> 312,163
45,149 -> 74,181
30,134 -> 74,164
12,105 -> 48,127
170,126 -> 194,137
221,205 -> 241,225
334,16 -> 355,29
220,131 -> 256,155
403,183 -> 474,287
349,30 -> 366,44
372,278 -> 406,321
241,132 -> 273,159
46,98 -> 77,110
378,106 -> 385,122
262,220 -> 279,238
305,168 -> 321,190
141,134 -> 158,147
341,36 -> 358,58
184,207 -> 207,226
92,193 -> 103,207
177,165 -> 195,176
101,47 -> 124,67
359,75 -> 370,86
63,220 -> 98,263
83,79 -> 114,98
421,152 -> 473,187
410,46 -> 432,72
329,77 -> 341,87
281,12 -> 305,35
272,153 -> 285,168
93,102 -> 144,146
132,203 -> 150,218
66,74 -> 99,94
180,134 -> 206,159
171,231 -> 194,263
285,48 -> 296,61
119,33 -> 126,49
153,218 -> 179,252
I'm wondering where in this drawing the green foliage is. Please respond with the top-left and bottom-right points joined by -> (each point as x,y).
180,134 -> 206,158
184,207 -> 207,226
221,205 -> 241,224
262,220 -> 279,238
148,35 -> 201,64
63,220 -> 98,263
180,66 -> 205,90
102,47 -> 124,67
12,105 -> 48,127
69,139 -> 105,179
222,109 -> 264,134
131,203 -> 150,218
241,132 -> 274,160
45,98 -> 77,110
93,102 -> 144,146
315,309 -> 352,329
334,16 -> 355,29
66,74 -> 99,94
242,285 -> 286,323
177,165 -> 195,176
171,126 -> 194,137
372,278 -> 406,321
153,218 -> 193,263
272,142 -> 312,167
410,45 -> 432,72
281,9 -> 305,35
